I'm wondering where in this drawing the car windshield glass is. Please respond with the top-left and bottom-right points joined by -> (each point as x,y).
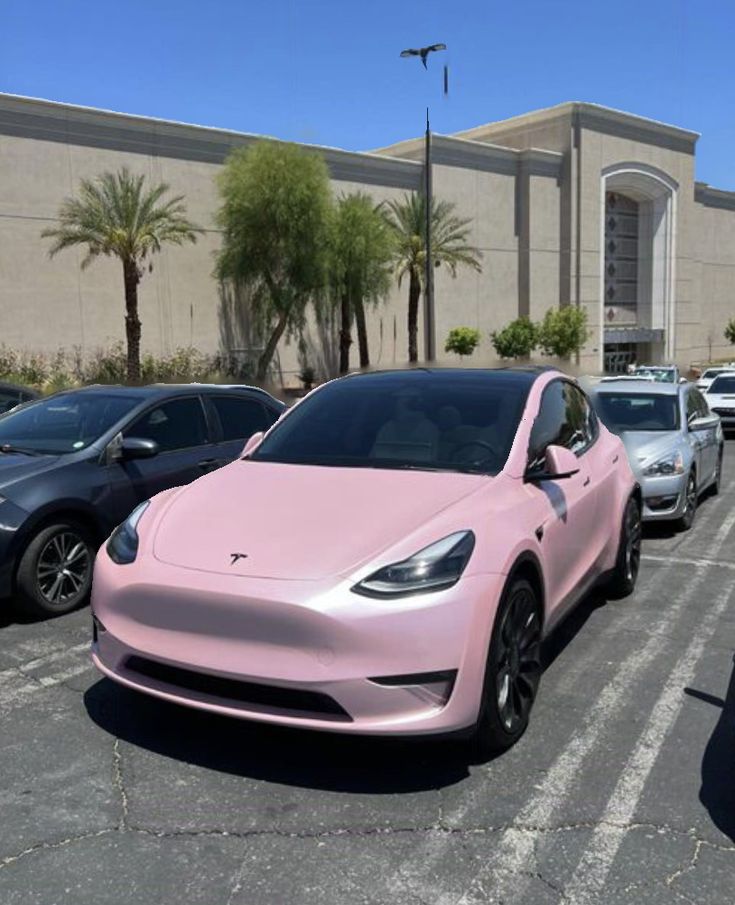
594,393 -> 680,432
709,376 -> 735,394
251,372 -> 531,474
633,367 -> 675,383
703,369 -> 731,379
0,393 -> 140,454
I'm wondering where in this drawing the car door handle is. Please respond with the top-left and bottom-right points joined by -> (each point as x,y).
612,454 -> 619,464
197,458 -> 219,470
583,476 -> 590,487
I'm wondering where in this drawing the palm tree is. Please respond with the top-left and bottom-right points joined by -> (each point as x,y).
330,193 -> 395,373
385,193 -> 482,363
42,168 -> 202,382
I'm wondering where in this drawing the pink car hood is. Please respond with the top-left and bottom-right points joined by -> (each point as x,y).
153,460 -> 486,581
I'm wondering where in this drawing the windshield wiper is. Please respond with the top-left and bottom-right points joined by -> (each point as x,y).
0,444 -> 44,457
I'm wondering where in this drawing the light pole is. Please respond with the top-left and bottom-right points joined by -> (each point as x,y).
400,43 -> 446,362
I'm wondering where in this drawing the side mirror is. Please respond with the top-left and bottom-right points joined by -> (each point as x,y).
120,437 -> 159,460
688,415 -> 716,432
242,431 -> 264,457
525,444 -> 580,482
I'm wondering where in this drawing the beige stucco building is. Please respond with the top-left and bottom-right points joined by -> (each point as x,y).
1,93 -> 734,382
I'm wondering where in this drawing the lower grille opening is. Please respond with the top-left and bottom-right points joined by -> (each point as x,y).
124,655 -> 352,722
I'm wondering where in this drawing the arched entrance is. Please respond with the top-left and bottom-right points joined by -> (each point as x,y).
599,163 -> 678,373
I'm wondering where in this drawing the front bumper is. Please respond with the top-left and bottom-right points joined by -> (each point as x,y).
91,547 -> 505,736
640,473 -> 689,522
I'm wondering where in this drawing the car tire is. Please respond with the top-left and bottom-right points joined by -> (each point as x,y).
710,449 -> 723,496
605,495 -> 642,600
469,577 -> 542,761
14,521 -> 96,619
675,472 -> 698,532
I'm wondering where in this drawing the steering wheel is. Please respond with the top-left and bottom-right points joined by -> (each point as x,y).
452,439 -> 499,466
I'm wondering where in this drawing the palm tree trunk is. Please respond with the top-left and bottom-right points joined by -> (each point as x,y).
123,258 -> 141,383
257,308 -> 290,382
339,292 -> 352,374
407,269 -> 421,363
354,298 -> 370,368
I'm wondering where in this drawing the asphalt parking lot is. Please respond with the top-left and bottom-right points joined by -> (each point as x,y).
1,445 -> 734,905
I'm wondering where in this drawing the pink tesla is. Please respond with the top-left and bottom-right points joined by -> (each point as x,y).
91,368 -> 640,754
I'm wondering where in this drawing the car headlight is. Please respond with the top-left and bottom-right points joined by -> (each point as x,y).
352,531 -> 475,598
643,451 -> 685,477
106,501 -> 150,565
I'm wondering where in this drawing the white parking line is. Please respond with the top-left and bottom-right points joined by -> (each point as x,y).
449,567 -> 711,905
0,641 -> 92,712
562,575 -> 735,904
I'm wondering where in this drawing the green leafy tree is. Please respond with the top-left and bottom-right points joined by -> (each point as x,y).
385,193 -> 482,363
42,168 -> 202,382
445,327 -> 481,360
216,141 -> 333,381
725,317 -> 735,345
330,193 -> 395,373
491,317 -> 538,359
537,306 -> 589,359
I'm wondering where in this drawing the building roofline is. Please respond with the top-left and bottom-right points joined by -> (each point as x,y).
0,92 -> 422,190
453,101 -> 699,152
695,181 -> 735,212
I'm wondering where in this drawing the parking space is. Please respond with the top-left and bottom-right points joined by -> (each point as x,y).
1,442 -> 734,904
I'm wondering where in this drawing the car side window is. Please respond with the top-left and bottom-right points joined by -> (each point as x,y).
690,388 -> 710,418
210,396 -> 275,442
685,390 -> 699,423
124,397 -> 209,452
528,381 -> 595,471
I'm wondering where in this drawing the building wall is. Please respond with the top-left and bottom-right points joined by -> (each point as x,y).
1,94 -> 734,383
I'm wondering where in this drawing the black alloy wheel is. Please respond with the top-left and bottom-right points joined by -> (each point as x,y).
605,495 -> 642,599
471,578 -> 542,759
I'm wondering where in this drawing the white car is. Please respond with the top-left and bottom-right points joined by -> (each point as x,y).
697,366 -> 735,392
705,373 -> 735,432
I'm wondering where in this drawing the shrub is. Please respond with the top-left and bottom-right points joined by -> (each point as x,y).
491,317 -> 538,359
445,327 -> 481,359
725,318 -> 735,345
537,306 -> 588,359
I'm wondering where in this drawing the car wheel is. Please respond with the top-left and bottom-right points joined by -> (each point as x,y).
605,495 -> 642,599
710,449 -> 723,496
676,472 -> 698,532
14,521 -> 95,619
470,577 -> 542,760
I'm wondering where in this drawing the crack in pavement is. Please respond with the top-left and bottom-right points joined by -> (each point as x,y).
112,739 -> 129,831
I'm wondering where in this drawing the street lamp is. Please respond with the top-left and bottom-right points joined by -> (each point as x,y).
400,42 -> 447,362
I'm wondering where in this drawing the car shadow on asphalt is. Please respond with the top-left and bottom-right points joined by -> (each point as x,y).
82,588 -> 610,793
685,654 -> 735,844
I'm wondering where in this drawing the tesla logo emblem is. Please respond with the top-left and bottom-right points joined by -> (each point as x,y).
230,553 -> 248,565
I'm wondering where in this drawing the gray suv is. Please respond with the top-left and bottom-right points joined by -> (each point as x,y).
590,378 -> 723,530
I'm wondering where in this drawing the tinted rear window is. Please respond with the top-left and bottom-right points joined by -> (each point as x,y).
594,393 -> 680,432
709,376 -> 735,394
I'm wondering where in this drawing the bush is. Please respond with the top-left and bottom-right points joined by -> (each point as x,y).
491,317 -> 538,359
0,343 -> 249,394
445,327 -> 481,359
725,318 -> 735,345
537,306 -> 588,359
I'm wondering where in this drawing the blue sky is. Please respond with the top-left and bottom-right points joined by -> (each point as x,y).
3,0 -> 735,187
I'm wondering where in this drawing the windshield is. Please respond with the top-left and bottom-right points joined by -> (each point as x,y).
709,376 -> 735,394
633,367 -> 676,383
251,372 -> 531,474
595,392 -> 680,432
0,393 -> 140,454
702,369 -> 733,380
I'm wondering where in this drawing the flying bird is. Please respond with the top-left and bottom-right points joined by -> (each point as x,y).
400,43 -> 447,69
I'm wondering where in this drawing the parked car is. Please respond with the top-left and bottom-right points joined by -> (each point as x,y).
0,384 -> 284,617
92,367 -> 640,757
705,373 -> 735,433
696,366 -> 735,392
0,381 -> 39,414
591,378 -> 722,529
631,365 -> 681,384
